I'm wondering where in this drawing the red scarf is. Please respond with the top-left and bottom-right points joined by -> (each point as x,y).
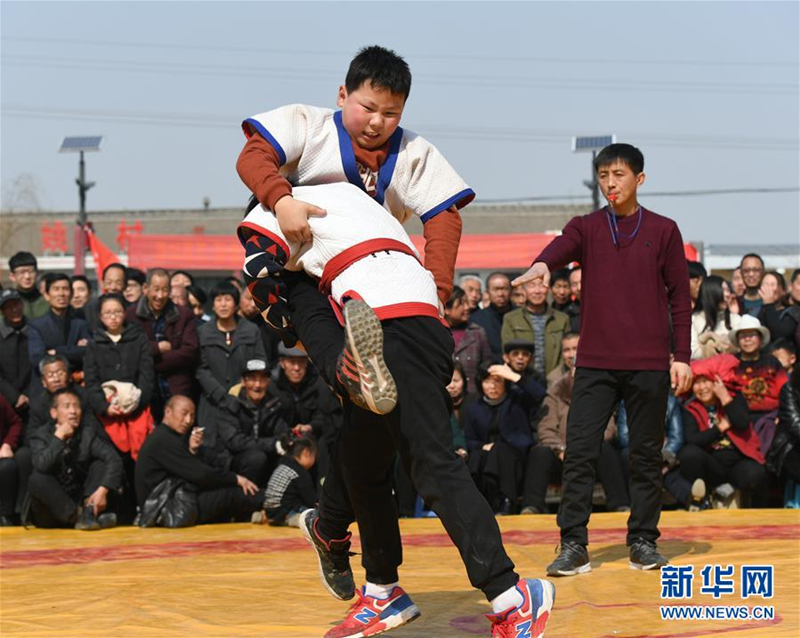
684,398 -> 764,464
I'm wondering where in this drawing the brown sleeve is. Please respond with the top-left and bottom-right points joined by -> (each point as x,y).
236,134 -> 293,210
422,205 -> 462,305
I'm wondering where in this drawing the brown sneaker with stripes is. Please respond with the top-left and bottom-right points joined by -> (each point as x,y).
335,299 -> 397,415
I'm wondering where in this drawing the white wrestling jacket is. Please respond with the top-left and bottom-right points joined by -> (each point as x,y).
239,182 -> 440,322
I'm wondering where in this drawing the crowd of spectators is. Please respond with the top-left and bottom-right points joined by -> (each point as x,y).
0,250 -> 798,530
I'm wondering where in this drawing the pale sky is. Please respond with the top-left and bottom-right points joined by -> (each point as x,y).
2,1 -> 798,245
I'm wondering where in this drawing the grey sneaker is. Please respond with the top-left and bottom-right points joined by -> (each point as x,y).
299,508 -> 356,601
546,541 -> 591,577
336,299 -> 397,415
629,539 -> 669,570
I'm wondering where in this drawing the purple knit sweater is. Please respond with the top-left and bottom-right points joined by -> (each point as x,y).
535,207 -> 692,371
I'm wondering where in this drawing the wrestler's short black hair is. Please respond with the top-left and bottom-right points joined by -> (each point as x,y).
346,45 -> 412,99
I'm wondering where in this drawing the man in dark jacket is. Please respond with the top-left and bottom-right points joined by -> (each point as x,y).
28,273 -> 89,391
216,359 -> 290,486
27,388 -> 123,530
469,273 -> 513,357
0,290 -> 31,415
135,395 -> 264,525
126,268 -> 199,421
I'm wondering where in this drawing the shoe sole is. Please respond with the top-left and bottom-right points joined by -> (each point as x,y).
299,509 -> 354,601
343,300 -> 397,415
546,562 -> 591,577
629,560 -> 669,571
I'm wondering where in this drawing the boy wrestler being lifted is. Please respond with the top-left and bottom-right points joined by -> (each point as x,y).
237,47 -> 555,638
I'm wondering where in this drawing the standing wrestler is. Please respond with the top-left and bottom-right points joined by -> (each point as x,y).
514,143 -> 693,575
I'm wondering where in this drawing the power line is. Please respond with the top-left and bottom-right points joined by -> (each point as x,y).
479,187 -> 800,203
3,35 -> 797,68
3,55 -> 797,96
2,104 -> 798,152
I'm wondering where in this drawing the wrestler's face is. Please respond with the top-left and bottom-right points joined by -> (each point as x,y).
337,82 -> 405,150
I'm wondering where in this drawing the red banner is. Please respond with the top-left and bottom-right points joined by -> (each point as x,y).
86,226 -> 121,284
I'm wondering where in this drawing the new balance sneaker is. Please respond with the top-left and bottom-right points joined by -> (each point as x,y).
546,542 -> 591,577
324,585 -> 420,638
487,578 -> 556,638
629,540 -> 669,570
299,508 -> 356,601
336,299 -> 397,415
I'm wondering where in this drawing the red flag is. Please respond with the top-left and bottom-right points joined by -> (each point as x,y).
85,226 -> 121,288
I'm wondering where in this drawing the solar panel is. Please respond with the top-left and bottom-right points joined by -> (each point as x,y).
59,136 -> 103,153
571,135 -> 616,153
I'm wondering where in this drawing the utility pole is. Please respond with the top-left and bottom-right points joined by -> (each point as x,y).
572,135 -> 615,211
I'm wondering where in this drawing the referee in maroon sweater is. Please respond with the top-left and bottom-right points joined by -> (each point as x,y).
513,143 -> 693,575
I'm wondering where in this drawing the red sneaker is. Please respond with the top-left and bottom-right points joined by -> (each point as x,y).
324,585 -> 420,638
486,579 -> 556,638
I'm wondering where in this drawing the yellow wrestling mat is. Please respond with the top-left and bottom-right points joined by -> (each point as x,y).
1,510 -> 798,637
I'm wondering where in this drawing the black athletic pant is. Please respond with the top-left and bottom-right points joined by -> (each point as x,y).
231,448 -> 272,488
0,458 -> 19,516
557,367 -> 669,547
677,444 -> 769,508
286,272 -> 518,600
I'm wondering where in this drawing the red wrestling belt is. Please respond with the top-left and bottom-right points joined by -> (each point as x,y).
318,239 -> 421,294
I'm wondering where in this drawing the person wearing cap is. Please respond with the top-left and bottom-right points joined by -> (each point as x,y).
677,359 -> 768,508
214,358 -> 290,487
0,290 -> 31,414
8,252 -> 49,320
197,282 -> 266,456
271,342 -> 342,486
502,339 -> 535,378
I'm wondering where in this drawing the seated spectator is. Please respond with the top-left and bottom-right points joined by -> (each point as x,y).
464,362 -> 546,514
27,388 -> 123,529
170,270 -> 194,289
124,268 -> 146,306
759,271 -> 799,343
737,253 -> 765,317
215,359 -> 290,486
503,339 -> 534,378
186,285 -> 211,325
501,279 -> 570,379
126,268 -> 199,422
546,332 -> 579,387
770,338 -> 796,375
0,394 -> 23,525
0,290 -> 31,416
768,369 -> 800,487
28,274 -> 89,388
26,355 -> 86,439
70,275 -> 92,313
197,282 -> 266,450
521,369 -> 628,515
510,284 -> 526,308
691,275 -> 742,359
469,273 -> 513,356
239,285 -> 280,365
8,251 -> 49,319
678,368 -> 768,508
459,274 -> 484,316
135,396 -> 264,527
550,269 -> 580,332
687,261 -> 707,309
445,286 -> 491,395
263,436 -> 318,527
84,263 -> 127,332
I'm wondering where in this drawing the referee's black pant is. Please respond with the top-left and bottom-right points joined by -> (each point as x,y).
558,367 -> 669,547
285,272 -> 519,600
